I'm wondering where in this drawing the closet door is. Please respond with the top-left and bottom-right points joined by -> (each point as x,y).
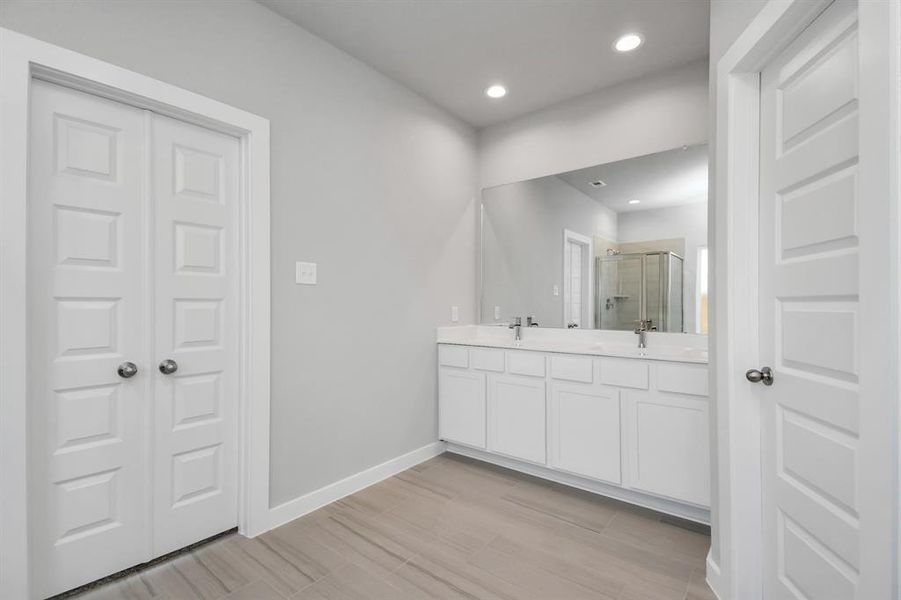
28,81 -> 149,598
150,114 -> 240,556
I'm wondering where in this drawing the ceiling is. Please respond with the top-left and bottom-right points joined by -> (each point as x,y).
557,144 -> 708,213
257,0 -> 710,127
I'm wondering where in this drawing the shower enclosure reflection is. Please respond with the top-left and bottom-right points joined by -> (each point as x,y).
596,251 -> 683,332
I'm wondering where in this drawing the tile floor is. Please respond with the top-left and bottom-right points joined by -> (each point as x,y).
68,453 -> 715,600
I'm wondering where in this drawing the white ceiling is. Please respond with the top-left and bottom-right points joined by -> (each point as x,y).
557,144 -> 708,213
256,0 -> 710,127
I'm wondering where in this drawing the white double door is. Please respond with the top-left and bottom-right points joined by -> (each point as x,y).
28,80 -> 239,598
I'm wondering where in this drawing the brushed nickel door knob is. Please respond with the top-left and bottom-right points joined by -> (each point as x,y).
117,361 -> 138,378
746,367 -> 774,386
158,359 -> 178,375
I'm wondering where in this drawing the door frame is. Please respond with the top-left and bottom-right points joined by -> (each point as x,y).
711,1 -> 899,598
0,29 -> 272,598
562,228 -> 593,328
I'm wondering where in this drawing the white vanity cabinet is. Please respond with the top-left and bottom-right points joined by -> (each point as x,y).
437,343 -> 711,522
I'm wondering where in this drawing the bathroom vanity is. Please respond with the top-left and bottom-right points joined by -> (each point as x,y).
437,325 -> 710,523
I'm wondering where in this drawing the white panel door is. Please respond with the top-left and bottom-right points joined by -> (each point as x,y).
548,383 -> 620,484
151,114 -> 240,556
487,374 -> 546,464
567,241 -> 583,328
28,81 -> 149,598
28,82 -> 241,595
759,2 -> 862,597
439,368 -> 487,448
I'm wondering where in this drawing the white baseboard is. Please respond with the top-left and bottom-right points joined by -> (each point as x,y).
446,443 -> 710,524
706,552 -> 724,599
267,441 -> 447,532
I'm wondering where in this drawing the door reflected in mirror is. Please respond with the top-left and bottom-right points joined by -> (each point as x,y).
480,144 -> 708,334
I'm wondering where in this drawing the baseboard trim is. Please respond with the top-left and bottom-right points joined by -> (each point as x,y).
705,553 -> 724,599
267,441 -> 447,532
445,443 -> 710,524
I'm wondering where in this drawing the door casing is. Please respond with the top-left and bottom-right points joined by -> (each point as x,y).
712,1 -> 900,598
0,29 -> 271,598
562,228 -> 593,329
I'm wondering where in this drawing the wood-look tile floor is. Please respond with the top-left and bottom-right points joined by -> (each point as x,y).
69,453 -> 716,600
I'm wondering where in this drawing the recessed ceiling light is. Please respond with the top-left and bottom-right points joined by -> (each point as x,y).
614,33 -> 643,53
628,199 -> 641,205
485,84 -> 507,99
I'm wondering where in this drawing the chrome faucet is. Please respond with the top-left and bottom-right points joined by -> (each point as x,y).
634,319 -> 654,348
509,316 -> 522,342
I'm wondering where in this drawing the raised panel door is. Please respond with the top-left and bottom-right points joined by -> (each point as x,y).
759,3 -> 862,596
28,80 -> 149,598
151,114 -> 240,556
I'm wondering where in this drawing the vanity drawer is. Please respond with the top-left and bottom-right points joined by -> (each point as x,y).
600,358 -> 649,389
472,348 -> 505,372
550,355 -> 594,383
438,345 -> 469,368
656,363 -> 708,396
507,351 -> 546,377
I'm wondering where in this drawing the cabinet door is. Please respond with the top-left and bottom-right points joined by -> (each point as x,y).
488,375 -> 547,464
549,384 -> 621,484
626,391 -> 710,506
439,368 -> 486,448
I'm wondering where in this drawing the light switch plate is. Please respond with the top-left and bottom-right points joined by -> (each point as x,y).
553,284 -> 560,297
494,306 -> 501,320
295,261 -> 317,285
451,306 -> 459,323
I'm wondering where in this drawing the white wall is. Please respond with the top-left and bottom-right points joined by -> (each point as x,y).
479,59 -> 709,189
706,0 -> 768,580
619,202 -> 708,334
481,176 -> 617,327
0,0 -> 479,507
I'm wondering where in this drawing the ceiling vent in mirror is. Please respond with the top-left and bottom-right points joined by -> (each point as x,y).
589,180 -> 607,188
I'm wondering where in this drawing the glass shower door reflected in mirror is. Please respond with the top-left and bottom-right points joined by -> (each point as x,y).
596,254 -> 642,330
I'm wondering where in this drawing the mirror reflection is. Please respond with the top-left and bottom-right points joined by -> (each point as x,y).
481,144 -> 708,334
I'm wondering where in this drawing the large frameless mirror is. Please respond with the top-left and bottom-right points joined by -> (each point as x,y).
480,144 -> 708,334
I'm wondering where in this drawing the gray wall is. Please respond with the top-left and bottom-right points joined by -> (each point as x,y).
0,0 -> 479,506
707,0 -> 768,573
478,60 -> 709,188
481,176 -> 617,328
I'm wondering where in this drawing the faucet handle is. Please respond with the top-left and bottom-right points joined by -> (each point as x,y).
511,316 -> 522,325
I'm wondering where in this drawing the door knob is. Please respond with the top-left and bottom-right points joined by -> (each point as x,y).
746,367 -> 774,386
158,359 -> 178,375
117,361 -> 138,378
